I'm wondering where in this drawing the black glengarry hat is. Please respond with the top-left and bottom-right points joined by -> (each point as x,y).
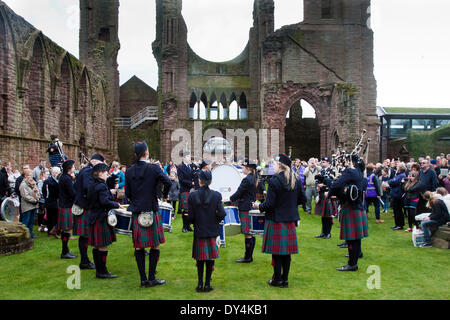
92,163 -> 110,173
62,160 -> 75,173
198,170 -> 212,183
276,154 -> 292,167
243,158 -> 257,169
91,154 -> 105,162
134,141 -> 148,158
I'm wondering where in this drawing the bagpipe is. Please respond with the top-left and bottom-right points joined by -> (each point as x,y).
325,129 -> 372,204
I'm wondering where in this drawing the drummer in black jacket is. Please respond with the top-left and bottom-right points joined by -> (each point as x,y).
230,159 -> 258,263
87,163 -> 121,279
42,167 -> 60,237
72,154 -> 105,270
178,152 -> 195,232
58,160 -> 77,259
253,154 -> 306,288
187,170 -> 226,293
125,142 -> 172,288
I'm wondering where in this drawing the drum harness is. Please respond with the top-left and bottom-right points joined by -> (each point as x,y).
129,162 -> 154,227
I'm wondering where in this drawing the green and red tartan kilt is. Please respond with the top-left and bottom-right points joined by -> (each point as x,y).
239,211 -> 251,234
339,206 -> 369,240
179,192 -> 189,213
131,213 -> 165,249
88,218 -> 116,247
262,219 -> 298,255
192,237 -> 219,261
57,207 -> 73,231
72,210 -> 90,237
230,201 -> 239,207
315,198 -> 338,218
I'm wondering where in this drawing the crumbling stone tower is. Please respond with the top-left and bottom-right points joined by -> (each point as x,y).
153,0 -> 379,163
79,0 -> 120,157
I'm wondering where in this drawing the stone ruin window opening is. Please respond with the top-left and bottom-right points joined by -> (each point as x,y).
286,99 -> 316,119
0,15 -> 7,128
209,92 -> 218,120
165,18 -> 177,45
189,91 -> 247,121
219,93 -> 227,120
98,27 -> 111,42
321,0 -> 333,19
239,93 -> 248,120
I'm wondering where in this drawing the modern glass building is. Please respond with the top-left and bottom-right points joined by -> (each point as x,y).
377,107 -> 450,161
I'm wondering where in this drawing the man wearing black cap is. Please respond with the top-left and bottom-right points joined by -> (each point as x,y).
187,170 -> 226,292
253,154 -> 306,288
58,160 -> 77,259
230,159 -> 257,263
193,160 -> 212,191
314,157 -> 338,239
72,154 -> 105,269
125,141 -> 172,288
177,152 -> 195,232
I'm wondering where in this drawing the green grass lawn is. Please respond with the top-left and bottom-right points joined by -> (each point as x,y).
0,207 -> 448,300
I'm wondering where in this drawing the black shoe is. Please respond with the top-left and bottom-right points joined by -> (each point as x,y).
196,284 -> 203,292
323,234 -> 331,239
80,262 -> 96,270
337,264 -> 358,272
203,285 -> 214,292
187,226 -> 193,232
392,226 -> 403,230
268,279 -> 284,287
148,278 -> 166,287
141,280 -> 151,288
236,257 -> 253,263
61,252 -> 77,259
145,250 -> 150,256
96,272 -> 118,279
315,233 -> 325,238
182,228 -> 188,233
345,253 -> 364,258
338,243 -> 348,248
282,281 -> 289,288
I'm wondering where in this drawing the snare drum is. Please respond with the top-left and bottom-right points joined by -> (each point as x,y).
217,221 -> 226,248
159,202 -> 174,232
249,210 -> 265,235
223,206 -> 240,226
114,209 -> 132,235
1,197 -> 20,222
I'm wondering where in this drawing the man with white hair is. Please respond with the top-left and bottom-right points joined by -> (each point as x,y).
42,167 -> 61,237
303,158 -> 321,214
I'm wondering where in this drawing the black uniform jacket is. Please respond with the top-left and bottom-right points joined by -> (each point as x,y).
73,165 -> 94,209
125,161 -> 172,213
178,163 -> 194,193
87,177 -> 119,225
187,186 -> 226,238
329,167 -> 364,210
42,177 -> 59,209
58,173 -> 75,208
258,172 -> 306,223
230,173 -> 257,212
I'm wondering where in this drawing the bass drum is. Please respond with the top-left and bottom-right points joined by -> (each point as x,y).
1,197 -> 20,222
210,164 -> 245,202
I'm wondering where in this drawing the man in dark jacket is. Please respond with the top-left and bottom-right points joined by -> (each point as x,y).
0,165 -> 12,199
42,167 -> 60,237
177,152 -> 195,232
420,196 -> 450,247
125,141 -> 172,288
417,159 -> 439,215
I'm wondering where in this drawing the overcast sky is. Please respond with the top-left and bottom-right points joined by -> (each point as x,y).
4,0 -> 450,109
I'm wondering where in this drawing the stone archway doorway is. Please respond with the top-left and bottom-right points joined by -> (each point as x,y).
285,99 -> 320,161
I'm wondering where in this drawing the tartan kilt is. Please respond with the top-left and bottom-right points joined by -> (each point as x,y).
262,219 -> 298,255
239,211 -> 251,234
339,206 -> 369,240
192,237 -> 219,261
57,207 -> 73,231
72,210 -> 90,237
315,198 -> 338,218
131,212 -> 165,249
88,218 -> 116,247
179,192 -> 189,213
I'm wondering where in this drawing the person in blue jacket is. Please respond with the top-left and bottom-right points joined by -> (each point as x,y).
253,154 -> 306,288
230,159 -> 258,263
387,164 -> 407,230
125,141 -> 172,288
